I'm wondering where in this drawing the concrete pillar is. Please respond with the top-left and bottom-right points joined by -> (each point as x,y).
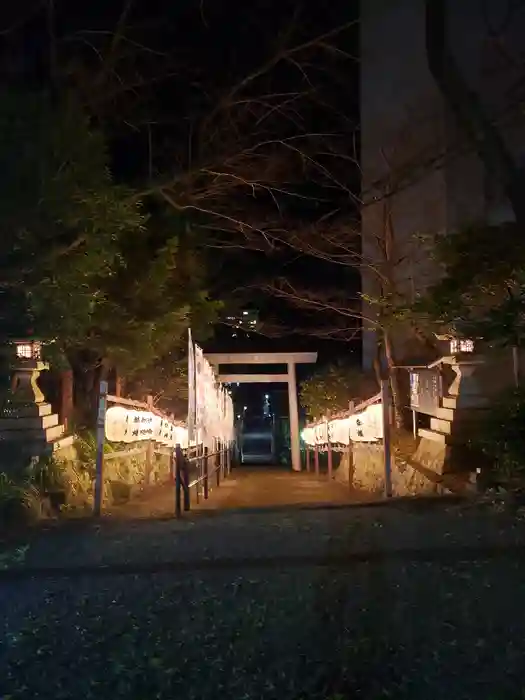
288,361 -> 301,472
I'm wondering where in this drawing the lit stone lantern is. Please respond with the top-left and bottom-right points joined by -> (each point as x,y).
9,338 -> 49,405
435,333 -> 475,356
449,338 -> 475,354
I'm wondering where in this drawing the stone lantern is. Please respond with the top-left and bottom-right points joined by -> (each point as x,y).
8,338 -> 49,405
434,333 -> 476,357
0,337 -> 66,459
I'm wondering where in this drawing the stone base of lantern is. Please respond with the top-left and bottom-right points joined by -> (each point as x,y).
0,360 -> 67,463
0,400 -> 66,461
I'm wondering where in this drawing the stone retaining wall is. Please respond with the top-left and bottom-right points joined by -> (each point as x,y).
334,443 -> 445,497
54,439 -> 172,508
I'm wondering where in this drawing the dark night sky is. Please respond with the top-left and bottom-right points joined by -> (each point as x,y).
2,0 -> 361,378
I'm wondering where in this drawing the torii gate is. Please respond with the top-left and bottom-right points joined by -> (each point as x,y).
205,352 -> 317,472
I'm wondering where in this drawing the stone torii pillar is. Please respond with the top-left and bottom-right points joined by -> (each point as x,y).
205,352 -> 317,472
287,360 -> 300,474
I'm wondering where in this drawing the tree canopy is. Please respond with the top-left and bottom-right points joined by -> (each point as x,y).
300,363 -> 378,421
0,90 -> 220,385
412,222 -> 525,348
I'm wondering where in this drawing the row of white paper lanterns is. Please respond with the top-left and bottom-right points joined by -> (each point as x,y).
301,403 -> 383,446
105,406 -> 189,448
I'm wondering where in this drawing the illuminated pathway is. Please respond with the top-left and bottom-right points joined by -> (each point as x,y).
107,466 -> 365,519
194,466 -> 365,512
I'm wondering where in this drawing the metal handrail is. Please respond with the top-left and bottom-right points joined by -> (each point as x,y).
184,449 -> 223,488
174,442 -> 234,517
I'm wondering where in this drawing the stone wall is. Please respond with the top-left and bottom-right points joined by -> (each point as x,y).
335,443 -> 444,498
54,438 -> 172,508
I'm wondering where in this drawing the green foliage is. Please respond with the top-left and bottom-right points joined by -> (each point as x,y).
414,222 -> 525,344
470,388 -> 525,480
91,214 -> 221,374
74,431 -> 116,474
29,455 -> 69,493
0,472 -> 41,527
300,363 -> 378,420
0,90 -> 221,385
0,90 -> 145,351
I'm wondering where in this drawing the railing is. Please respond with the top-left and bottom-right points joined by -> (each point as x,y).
174,440 -> 234,518
94,380 -> 236,517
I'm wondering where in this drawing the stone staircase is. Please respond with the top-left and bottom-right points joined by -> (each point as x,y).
0,400 -> 70,460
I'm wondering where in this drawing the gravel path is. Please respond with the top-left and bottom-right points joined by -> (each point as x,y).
2,501 -> 525,699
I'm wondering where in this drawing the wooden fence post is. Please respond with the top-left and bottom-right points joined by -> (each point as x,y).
314,443 -> 319,476
226,441 -> 232,476
94,380 -> 108,517
326,418 -> 333,479
145,394 -> 154,486
175,442 -> 190,513
182,447 -> 190,511
204,446 -> 209,499
216,439 -> 221,486
346,440 -> 353,489
175,443 -> 182,518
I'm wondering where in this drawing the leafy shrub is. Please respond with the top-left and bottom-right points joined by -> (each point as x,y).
28,455 -> 69,492
0,472 -> 41,527
470,388 -> 525,481
74,430 -> 116,475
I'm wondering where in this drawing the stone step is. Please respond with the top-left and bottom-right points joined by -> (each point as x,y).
430,416 -> 483,435
0,413 -> 59,431
435,406 -> 454,421
45,423 -> 65,442
52,434 -> 75,451
442,394 -> 488,409
0,402 -> 53,418
418,428 -> 448,444
0,422 -> 65,443
430,417 -> 453,434
442,395 -> 457,409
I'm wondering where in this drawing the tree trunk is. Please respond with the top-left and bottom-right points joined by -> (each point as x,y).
115,371 -> 125,397
59,369 -> 74,431
383,330 -> 404,429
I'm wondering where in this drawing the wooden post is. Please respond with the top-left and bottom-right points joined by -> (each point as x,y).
314,443 -> 319,476
346,441 -> 353,489
183,449 -> 190,511
145,395 -> 154,486
94,380 -> 108,517
381,379 -> 393,498
216,440 -> 221,486
204,445 -> 209,499
226,441 -> 231,476
306,447 -> 311,472
326,419 -> 333,479
175,443 -> 182,518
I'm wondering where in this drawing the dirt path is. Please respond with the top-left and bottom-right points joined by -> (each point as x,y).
107,465 -> 367,518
